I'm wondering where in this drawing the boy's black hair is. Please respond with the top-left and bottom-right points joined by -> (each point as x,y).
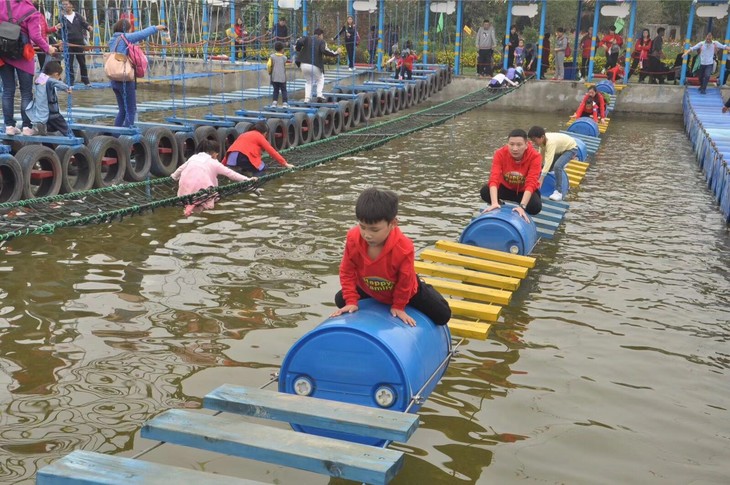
253,120 -> 268,134
198,138 -> 220,155
314,27 -> 324,36
527,126 -> 546,139
274,41 -> 284,52
557,27 -> 564,33
355,187 -> 398,224
508,128 -> 528,139
43,60 -> 63,76
657,27 -> 665,35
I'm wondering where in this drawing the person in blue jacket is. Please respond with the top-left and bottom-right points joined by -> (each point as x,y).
107,19 -> 166,127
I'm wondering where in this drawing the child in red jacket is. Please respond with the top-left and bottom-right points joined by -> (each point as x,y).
331,188 -> 451,326
223,120 -> 293,173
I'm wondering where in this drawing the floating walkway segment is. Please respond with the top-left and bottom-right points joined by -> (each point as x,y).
682,87 -> 730,222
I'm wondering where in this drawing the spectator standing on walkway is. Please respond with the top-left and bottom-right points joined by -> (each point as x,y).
476,19 -> 497,77
334,15 -> 358,70
580,27 -> 592,79
60,0 -> 92,86
507,25 -> 518,67
541,32 -> 551,79
553,28 -> 567,80
629,29 -> 652,83
683,32 -> 728,94
599,25 -> 623,70
0,0 -> 56,135
648,27 -> 666,84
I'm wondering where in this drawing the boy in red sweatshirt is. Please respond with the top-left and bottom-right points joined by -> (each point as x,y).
480,128 -> 543,219
331,188 -> 451,327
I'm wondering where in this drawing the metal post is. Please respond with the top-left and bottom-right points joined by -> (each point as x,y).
537,0 -> 546,79
423,0 -> 430,64
160,0 -> 167,58
302,0 -> 308,36
680,1 -> 697,86
587,0 -> 601,82
720,3 -> 730,87
572,0 -> 582,76
503,0 -> 513,70
91,0 -> 100,53
273,0 -> 279,29
455,0 -> 463,74
202,0 -> 209,62
377,0 -> 384,70
230,0 -> 236,61
133,0 -> 140,31
622,0 -> 636,84
348,0 -> 354,18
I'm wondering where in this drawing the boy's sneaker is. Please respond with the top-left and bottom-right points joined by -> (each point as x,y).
549,190 -> 563,201
316,97 -> 327,103
271,101 -> 278,107
5,126 -> 20,135
21,127 -> 36,136
282,102 -> 290,108
303,97 -> 311,103
34,122 -> 47,136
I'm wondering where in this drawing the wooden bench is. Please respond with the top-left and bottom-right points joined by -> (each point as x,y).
36,450 -> 264,484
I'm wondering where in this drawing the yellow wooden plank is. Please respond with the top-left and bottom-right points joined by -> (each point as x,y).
446,298 -> 501,321
567,174 -> 583,183
448,318 -> 491,340
421,249 -> 529,279
565,162 -> 588,173
435,240 -> 536,268
422,277 -> 512,305
568,160 -> 590,169
565,167 -> 586,176
415,261 -> 521,291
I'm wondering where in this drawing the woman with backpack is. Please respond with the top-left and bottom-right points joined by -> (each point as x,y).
107,19 -> 166,127
0,0 -> 57,135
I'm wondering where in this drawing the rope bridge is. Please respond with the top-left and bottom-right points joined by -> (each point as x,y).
0,84 -> 516,243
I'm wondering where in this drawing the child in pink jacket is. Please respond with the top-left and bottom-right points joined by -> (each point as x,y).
171,139 -> 258,216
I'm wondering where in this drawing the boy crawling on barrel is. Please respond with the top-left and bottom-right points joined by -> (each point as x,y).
330,187 -> 451,327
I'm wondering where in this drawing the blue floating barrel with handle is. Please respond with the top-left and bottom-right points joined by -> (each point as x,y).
540,172 -> 569,199
567,118 -> 599,137
573,137 -> 588,161
596,79 -> 616,95
459,206 -> 538,255
279,298 -> 451,446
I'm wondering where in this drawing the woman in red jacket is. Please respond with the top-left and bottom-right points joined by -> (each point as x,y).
574,85 -> 606,122
629,29 -> 651,83
223,121 -> 294,174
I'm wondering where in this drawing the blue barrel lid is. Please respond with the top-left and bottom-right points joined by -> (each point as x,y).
459,207 -> 538,256
572,137 -> 588,161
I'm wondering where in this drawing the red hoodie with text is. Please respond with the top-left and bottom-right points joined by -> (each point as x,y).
488,143 -> 542,194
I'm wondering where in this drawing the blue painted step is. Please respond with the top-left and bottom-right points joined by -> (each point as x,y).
37,450 -> 263,484
141,409 -> 404,485
204,384 -> 419,443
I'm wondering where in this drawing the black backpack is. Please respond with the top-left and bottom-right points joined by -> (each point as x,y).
0,0 -> 33,60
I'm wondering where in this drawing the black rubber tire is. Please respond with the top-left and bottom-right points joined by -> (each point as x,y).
391,88 -> 402,113
317,108 -> 334,138
194,125 -> 218,149
405,84 -> 417,108
15,145 -> 62,199
266,118 -> 287,150
357,93 -> 372,123
120,135 -> 152,182
55,145 -> 95,193
217,127 -> 239,160
282,118 -> 299,148
0,154 -> 23,202
308,113 -> 323,142
88,135 -> 127,187
349,97 -> 362,129
330,106 -> 344,136
144,127 -> 179,177
293,112 -> 312,145
381,89 -> 394,116
174,132 -> 196,167
371,90 -> 383,118
235,121 -> 253,135
337,100 -> 355,131
71,128 -> 91,146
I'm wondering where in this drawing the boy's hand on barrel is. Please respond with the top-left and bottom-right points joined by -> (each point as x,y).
331,304 -> 358,317
512,205 -> 530,222
391,308 -> 416,327
482,203 -> 500,214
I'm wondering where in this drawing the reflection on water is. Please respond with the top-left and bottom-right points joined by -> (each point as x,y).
1,102 -> 729,484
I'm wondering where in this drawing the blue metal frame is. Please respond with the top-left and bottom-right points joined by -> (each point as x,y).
503,1 -> 513,71
587,0 -> 601,82
622,0 -> 637,84
454,0 -> 464,74
303,0 -> 308,36
423,0 -> 431,64
537,0 -> 546,79
680,1 -> 699,86
377,0 -> 385,70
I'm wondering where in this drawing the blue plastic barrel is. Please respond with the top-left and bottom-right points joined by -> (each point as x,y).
540,172 -> 569,199
459,206 -> 538,255
567,118 -> 600,137
573,137 -> 588,161
596,80 -> 616,95
279,298 -> 451,446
